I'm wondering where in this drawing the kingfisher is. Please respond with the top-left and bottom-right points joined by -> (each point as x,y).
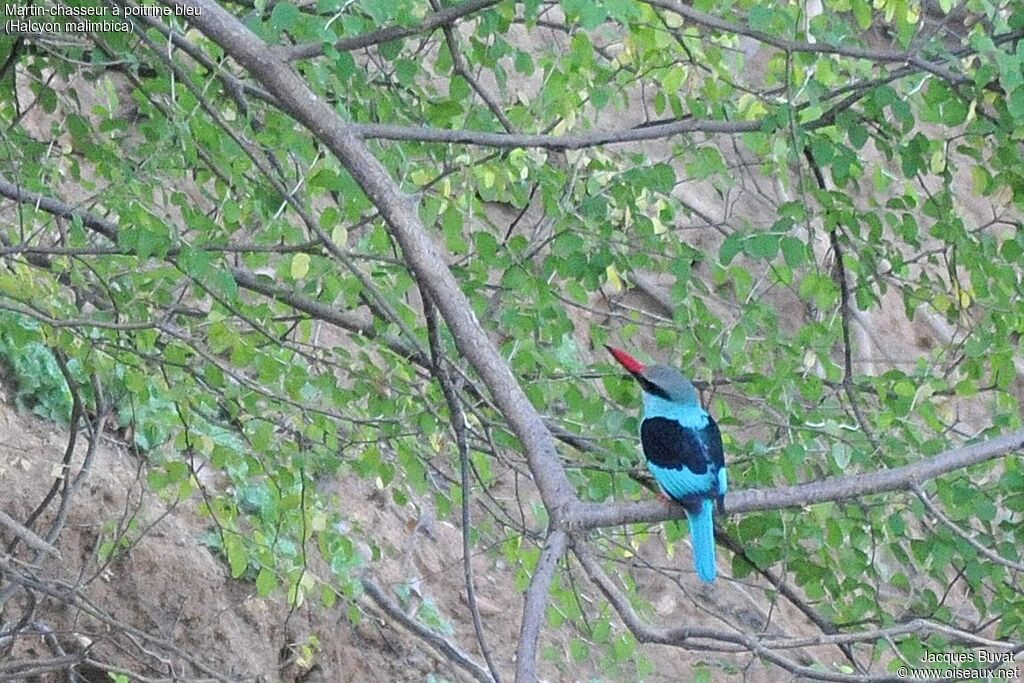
607,345 -> 727,583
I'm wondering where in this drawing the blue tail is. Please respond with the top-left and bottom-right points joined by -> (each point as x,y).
686,498 -> 717,582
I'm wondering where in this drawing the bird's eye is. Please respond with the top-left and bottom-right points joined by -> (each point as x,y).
639,377 -> 671,400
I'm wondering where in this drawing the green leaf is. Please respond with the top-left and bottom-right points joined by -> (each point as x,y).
256,567 -> 277,596
780,236 -> 807,266
561,0 -> 607,28
225,536 -> 248,579
331,225 -> 348,246
362,0 -> 397,24
643,163 -> 677,195
719,233 -> 743,265
686,147 -> 726,179
744,233 -> 780,260
270,2 -> 299,30
661,65 -> 686,93
291,253 -> 311,279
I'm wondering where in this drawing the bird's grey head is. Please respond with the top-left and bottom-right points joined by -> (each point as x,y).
605,346 -> 700,406
641,365 -> 699,405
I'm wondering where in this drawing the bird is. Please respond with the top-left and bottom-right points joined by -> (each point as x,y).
606,345 -> 727,583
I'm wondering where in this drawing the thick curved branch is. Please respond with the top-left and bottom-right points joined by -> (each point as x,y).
570,428 -> 1024,528
168,0 -> 577,517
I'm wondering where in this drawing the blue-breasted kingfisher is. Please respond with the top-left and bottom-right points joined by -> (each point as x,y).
607,346 -> 727,583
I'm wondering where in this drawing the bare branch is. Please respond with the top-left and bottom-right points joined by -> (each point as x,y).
0,512 -> 60,558
423,291 -> 503,683
0,654 -> 84,678
362,578 -> 495,683
350,117 -> 761,149
0,557 -> 239,681
573,544 -> 1016,683
515,529 -> 568,683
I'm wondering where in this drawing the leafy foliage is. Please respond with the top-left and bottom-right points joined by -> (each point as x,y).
0,312 -> 73,422
1,0 -> 1023,679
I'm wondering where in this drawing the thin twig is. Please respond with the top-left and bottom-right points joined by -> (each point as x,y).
640,0 -> 968,83
361,578 -> 494,683
278,0 -> 503,62
423,289 -> 503,683
428,0 -> 514,133
912,484 -> 1024,573
573,544 -> 1007,683
714,530 -> 862,669
803,148 -> 882,454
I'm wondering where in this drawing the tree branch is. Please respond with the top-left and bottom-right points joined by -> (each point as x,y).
350,117 -> 761,149
0,557 -> 239,681
515,529 -> 568,683
569,428 -> 1024,528
428,0 -> 514,133
277,0 -> 503,62
573,544 -> 1015,683
639,0 -> 966,84
0,511 -> 60,558
0,175 -> 118,242
804,147 -> 882,456
169,7 -> 579,680
166,0 -> 577,517
361,578 -> 495,683
423,290 -> 503,683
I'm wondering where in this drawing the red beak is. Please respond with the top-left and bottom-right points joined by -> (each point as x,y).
605,345 -> 646,375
